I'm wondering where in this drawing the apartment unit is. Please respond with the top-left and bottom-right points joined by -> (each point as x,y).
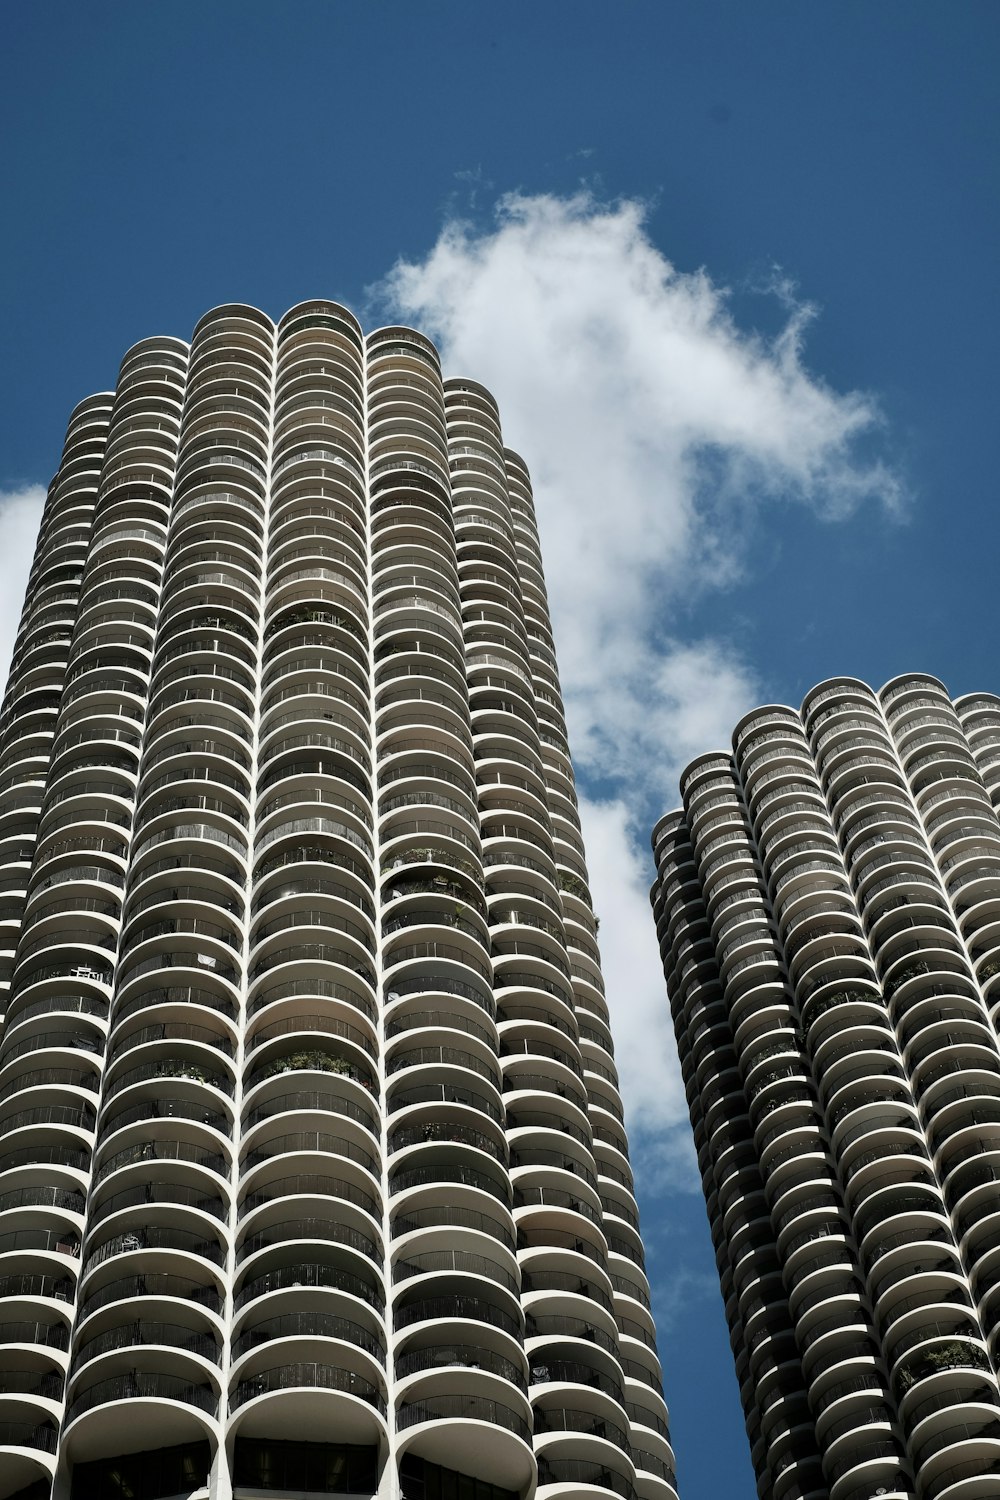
651,673 -> 1000,1500
0,302 -> 675,1500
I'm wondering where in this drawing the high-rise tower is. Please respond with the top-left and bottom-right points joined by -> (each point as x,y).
651,673 -> 1000,1500
0,302 -> 675,1500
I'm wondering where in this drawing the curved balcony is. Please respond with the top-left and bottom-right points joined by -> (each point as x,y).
0,1409 -> 60,1498
240,1061 -> 379,1137
233,1257 -> 384,1317
61,1367 -> 218,1468
237,1164 -> 381,1231
234,1206 -> 382,1275
535,1452 -> 637,1500
238,1117 -> 380,1190
75,1267 -> 223,1326
395,1342 -> 526,1393
395,1389 -> 534,1495
231,1308 -> 386,1369
72,1315 -> 221,1377
915,1415 -> 1000,1500
226,1358 -> 387,1459
394,1282 -> 523,1343
529,1348 -> 625,1407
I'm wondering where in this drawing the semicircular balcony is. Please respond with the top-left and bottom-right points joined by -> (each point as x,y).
245,917 -> 377,1034
0,1393 -> 60,1497
391,1192 -> 517,1294
0,1288 -> 70,1407
392,1222 -> 521,1307
60,1350 -> 220,1475
392,1269 -> 523,1374
239,1042 -> 380,1169
228,1298 -> 386,1406
916,1441 -> 1000,1500
533,1381 -> 638,1497
94,1031 -> 236,1162
127,796 -> 250,889
69,1291 -> 222,1401
264,543 -> 368,620
897,985 -> 990,1057
377,719 -> 475,787
247,963 -> 376,1050
381,841 -> 485,913
389,990 -> 500,1074
249,868 -> 374,957
375,690 -> 475,770
251,804 -> 373,900
500,1026 -> 589,1117
388,1103 -> 511,1196
528,1332 -> 627,1421
234,1182 -> 384,1294
279,295 -> 362,345
369,450 -> 451,506
388,1131 -> 517,1266
236,1141 -> 383,1235
373,539 -> 459,600
269,498 -> 367,573
382,952 -> 496,1042
272,402 -> 366,470
269,434 -> 366,513
261,638 -> 369,720
225,1354 -> 388,1473
891,1319 -> 992,1423
256,678 -> 371,762
273,378 -> 365,447
79,1157 -> 230,1276
394,1381 -> 534,1499
136,733 -> 252,810
262,588 -> 366,655
232,1243 -> 385,1339
381,879 -> 489,958
371,489 -> 452,555
368,411 -> 449,473
903,1373 -> 1000,1484
375,668 -> 470,742
99,1015 -> 236,1110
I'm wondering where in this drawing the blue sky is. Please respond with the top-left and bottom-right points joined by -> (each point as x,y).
2,5 -> 999,1497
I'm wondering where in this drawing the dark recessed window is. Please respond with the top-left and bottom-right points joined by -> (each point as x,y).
232,1438 -> 379,1493
399,1454 -> 520,1500
71,1441 -> 211,1500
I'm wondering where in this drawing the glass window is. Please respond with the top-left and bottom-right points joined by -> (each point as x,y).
71,1442 -> 211,1500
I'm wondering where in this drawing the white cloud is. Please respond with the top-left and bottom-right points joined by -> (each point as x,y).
0,486 -> 45,696
381,191 -> 903,1157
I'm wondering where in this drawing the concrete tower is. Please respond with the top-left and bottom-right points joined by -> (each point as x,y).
0,303 -> 675,1500
651,673 -> 1000,1500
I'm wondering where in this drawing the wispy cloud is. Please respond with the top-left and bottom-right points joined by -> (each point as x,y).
380,190 -> 904,1165
0,486 -> 45,695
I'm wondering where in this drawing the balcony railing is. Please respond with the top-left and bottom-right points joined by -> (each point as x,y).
230,1361 -> 386,1415
67,1371 -> 217,1421
396,1392 -> 529,1441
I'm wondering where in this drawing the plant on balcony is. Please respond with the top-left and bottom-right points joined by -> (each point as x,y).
163,1062 -> 212,1085
897,1339 -> 990,1390
257,1056 -> 374,1092
259,1049 -> 354,1079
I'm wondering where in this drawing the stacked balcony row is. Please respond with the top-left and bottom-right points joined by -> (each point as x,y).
0,301 -> 671,1500
653,674 -> 1000,1500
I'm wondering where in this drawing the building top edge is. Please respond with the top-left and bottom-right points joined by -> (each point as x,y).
653,671 -> 984,835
